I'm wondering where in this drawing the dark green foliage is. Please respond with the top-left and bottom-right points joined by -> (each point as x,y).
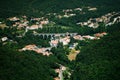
0,27 -> 18,39
0,0 -> 120,24
51,43 -> 70,65
0,45 -> 59,80
71,25 -> 120,80
17,31 -> 50,47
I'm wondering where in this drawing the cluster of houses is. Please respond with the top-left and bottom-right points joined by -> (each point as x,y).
8,16 -> 49,30
0,36 -> 17,45
58,13 -> 76,18
5,8 -> 120,32
54,65 -> 68,80
69,43 -> 78,49
73,32 -> 107,40
19,44 -> 52,56
47,7 -> 97,19
1,31 -> 107,56
77,12 -> 120,28
62,7 -> 97,13
49,31 -> 107,49
49,36 -> 70,47
1,7 -> 113,58
6,6 -> 103,32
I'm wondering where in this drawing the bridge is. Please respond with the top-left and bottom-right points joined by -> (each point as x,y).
34,33 -> 77,38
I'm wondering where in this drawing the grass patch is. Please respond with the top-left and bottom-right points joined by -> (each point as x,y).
67,49 -> 80,61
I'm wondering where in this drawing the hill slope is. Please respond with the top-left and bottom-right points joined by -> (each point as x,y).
70,24 -> 120,80
0,45 -> 58,80
0,0 -> 120,17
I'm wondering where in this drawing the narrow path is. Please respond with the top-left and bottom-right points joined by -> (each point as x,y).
59,65 -> 63,80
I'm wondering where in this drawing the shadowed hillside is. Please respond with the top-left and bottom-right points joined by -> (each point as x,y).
0,0 -> 120,17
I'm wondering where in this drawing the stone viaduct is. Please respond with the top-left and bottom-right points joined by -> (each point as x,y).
34,33 -> 77,38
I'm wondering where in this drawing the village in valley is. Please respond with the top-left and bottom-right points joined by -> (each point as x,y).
0,13 -> 109,57
0,6 -> 120,80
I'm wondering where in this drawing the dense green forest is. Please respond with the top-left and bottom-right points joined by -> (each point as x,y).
0,44 -> 60,80
0,0 -> 120,17
70,23 -> 120,80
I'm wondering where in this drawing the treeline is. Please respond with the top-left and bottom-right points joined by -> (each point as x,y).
0,0 -> 120,18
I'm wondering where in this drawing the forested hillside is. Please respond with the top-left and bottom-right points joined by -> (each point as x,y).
70,23 -> 120,80
0,0 -> 120,17
0,45 -> 59,80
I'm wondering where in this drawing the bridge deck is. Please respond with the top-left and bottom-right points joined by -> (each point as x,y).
34,33 -> 77,35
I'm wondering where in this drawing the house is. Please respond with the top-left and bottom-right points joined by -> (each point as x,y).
73,35 -> 84,40
34,48 -> 52,56
83,35 -> 95,40
9,17 -> 20,21
69,43 -> 78,49
29,25 -> 39,30
19,45 -> 52,56
20,44 -> 37,51
88,8 -> 97,11
40,19 -> 49,25
83,22 -> 88,25
59,36 -> 70,45
1,37 -> 8,42
69,14 -> 76,17
55,69 -> 60,73
54,77 -> 60,80
22,16 -> 27,19
63,14 -> 69,18
74,8 -> 82,11
88,23 -> 99,28
50,40 -> 59,47
61,66 -> 66,71
94,32 -> 107,38
57,15 -> 62,19
38,24 -> 43,29
101,32 -> 107,35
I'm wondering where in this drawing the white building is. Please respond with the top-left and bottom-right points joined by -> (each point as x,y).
1,37 -> 8,42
